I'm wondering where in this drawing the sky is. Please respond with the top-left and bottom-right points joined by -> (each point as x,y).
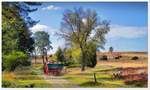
29,2 -> 148,54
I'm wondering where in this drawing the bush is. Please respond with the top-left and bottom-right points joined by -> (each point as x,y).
131,56 -> 139,60
119,56 -> 122,58
55,47 -> 65,63
63,48 -> 81,66
3,51 -> 30,71
100,55 -> 107,60
64,59 -> 75,66
85,42 -> 97,68
115,56 -> 120,59
114,55 -> 122,59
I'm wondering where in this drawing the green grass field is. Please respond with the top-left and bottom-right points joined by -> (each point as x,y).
63,66 -> 139,88
2,53 -> 148,88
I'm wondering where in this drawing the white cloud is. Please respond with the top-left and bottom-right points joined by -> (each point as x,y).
107,25 -> 147,39
42,5 -> 61,11
30,24 -> 48,33
82,18 -> 87,25
30,24 -> 63,54
30,24 -> 58,35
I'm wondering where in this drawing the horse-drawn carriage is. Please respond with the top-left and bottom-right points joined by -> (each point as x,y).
44,63 -> 64,75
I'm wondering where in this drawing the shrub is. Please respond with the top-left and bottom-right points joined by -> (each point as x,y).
63,48 -> 81,66
119,56 -> 122,58
115,56 -> 120,59
131,56 -> 139,60
55,47 -> 65,63
100,55 -> 107,60
64,59 -> 75,66
85,42 -> 97,68
3,51 -> 30,71
114,55 -> 122,59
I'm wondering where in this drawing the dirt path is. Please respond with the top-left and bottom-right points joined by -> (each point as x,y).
33,65 -> 79,88
41,75 -> 79,88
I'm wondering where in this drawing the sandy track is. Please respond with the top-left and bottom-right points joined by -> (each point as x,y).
41,75 -> 79,88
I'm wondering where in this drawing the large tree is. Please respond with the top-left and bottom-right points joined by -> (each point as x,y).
34,31 -> 52,64
2,2 -> 41,54
59,8 -> 110,71
2,2 -> 41,71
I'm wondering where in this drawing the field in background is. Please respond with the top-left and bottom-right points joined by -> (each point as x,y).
62,52 -> 148,87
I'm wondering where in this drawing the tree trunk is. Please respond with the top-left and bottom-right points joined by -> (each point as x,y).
81,65 -> 85,71
45,51 -> 48,62
34,51 -> 37,64
42,55 -> 45,64
80,45 -> 86,71
34,55 -> 37,64
81,51 -> 86,71
94,73 -> 97,83
42,49 -> 45,64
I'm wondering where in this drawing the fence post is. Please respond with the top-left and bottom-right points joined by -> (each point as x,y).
94,72 -> 97,83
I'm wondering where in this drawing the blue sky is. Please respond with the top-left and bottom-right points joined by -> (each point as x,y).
29,2 -> 148,54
